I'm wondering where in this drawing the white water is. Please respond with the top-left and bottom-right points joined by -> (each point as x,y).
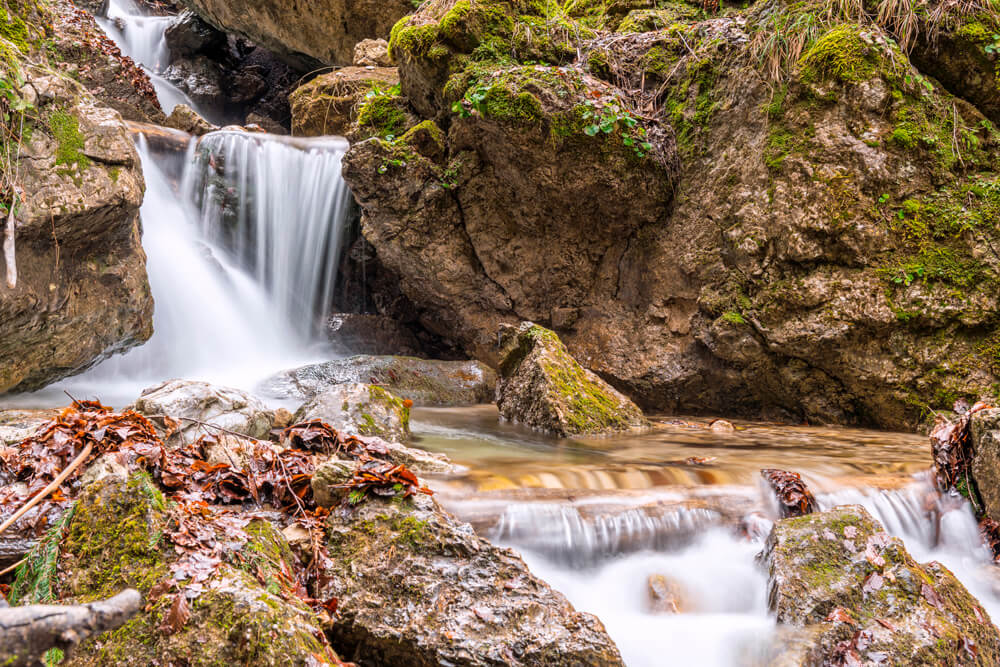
480,478 -> 1000,667
95,0 -> 198,116
186,132 -> 354,332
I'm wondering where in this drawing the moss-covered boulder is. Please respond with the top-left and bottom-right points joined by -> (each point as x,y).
259,355 -> 496,406
0,13 -> 154,393
496,322 -> 648,436
294,382 -> 411,442
760,505 -> 1000,665
319,492 -> 624,666
290,66 -> 400,137
52,475 -> 335,665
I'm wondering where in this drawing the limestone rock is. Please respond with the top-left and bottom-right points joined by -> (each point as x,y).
0,68 -> 153,393
129,380 -> 274,445
259,355 -> 496,406
496,323 -> 647,437
647,574 -> 685,614
0,410 -> 53,446
289,66 -> 398,137
163,10 -> 226,58
293,382 -> 410,442
180,0 -> 413,68
760,505 -> 1000,665
971,408 -> 1000,522
163,103 -> 218,135
353,38 -> 392,67
326,312 -> 422,356
320,493 -> 624,666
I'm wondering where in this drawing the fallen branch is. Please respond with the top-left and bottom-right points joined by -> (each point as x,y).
0,589 -> 141,666
0,443 -> 93,536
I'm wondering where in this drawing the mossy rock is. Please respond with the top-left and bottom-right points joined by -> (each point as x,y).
294,381 -> 412,442
761,505 -> 1000,664
496,322 -> 648,436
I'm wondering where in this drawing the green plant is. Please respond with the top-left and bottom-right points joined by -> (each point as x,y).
580,100 -> 653,157
451,85 -> 490,117
984,33 -> 1000,53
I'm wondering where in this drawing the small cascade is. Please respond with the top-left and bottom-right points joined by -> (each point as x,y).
185,131 -> 354,333
95,0 -> 199,116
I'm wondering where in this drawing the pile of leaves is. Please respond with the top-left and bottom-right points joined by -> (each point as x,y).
929,400 -> 1000,558
761,468 -> 817,518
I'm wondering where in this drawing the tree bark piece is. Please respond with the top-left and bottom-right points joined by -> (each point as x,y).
0,589 -> 141,666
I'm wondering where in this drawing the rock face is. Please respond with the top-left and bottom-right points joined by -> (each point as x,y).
760,505 -> 1000,665
340,0 -> 1000,429
259,355 -> 496,406
129,380 -> 274,444
290,66 -> 399,137
319,492 -> 625,666
497,323 -> 647,436
293,382 -> 411,442
163,103 -> 218,135
971,408 -> 1000,522
325,313 -> 423,357
180,0 -> 413,68
0,65 -> 153,392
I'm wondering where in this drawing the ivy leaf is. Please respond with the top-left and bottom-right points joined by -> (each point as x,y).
600,119 -> 615,133
584,125 -> 600,136
640,142 -> 653,151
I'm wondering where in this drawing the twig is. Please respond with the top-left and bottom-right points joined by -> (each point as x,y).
0,443 -> 93,536
0,557 -> 25,577
175,416 -> 260,442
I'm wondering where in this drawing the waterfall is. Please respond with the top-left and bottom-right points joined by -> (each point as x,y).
95,0 -> 198,117
184,132 -> 354,333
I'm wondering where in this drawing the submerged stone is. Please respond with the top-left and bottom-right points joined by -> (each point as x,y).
496,322 -> 648,437
760,505 -> 1000,665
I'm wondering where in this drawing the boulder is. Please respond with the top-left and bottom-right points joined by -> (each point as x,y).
129,380 -> 274,445
353,38 -> 392,67
760,505 -> 1000,665
0,410 -> 53,446
289,66 -> 399,137
163,10 -> 227,58
971,408 -> 1000,522
259,355 -> 496,406
496,322 -> 648,437
163,103 -> 218,135
0,65 -> 153,393
162,55 -> 225,112
180,0 -> 413,68
319,492 -> 625,666
52,475 -> 337,665
293,382 -> 411,442
325,312 -> 422,356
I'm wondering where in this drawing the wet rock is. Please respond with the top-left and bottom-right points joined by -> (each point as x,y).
78,452 -> 129,488
289,66 -> 398,137
130,380 -> 274,445
496,322 -> 648,437
163,103 -> 218,135
163,10 -> 226,58
162,55 -> 225,111
353,38 -> 391,67
709,418 -> 735,433
259,355 -> 496,406
180,0 -> 413,68
320,493 -> 625,666
647,574 -> 686,614
57,474 -> 336,665
326,312 -> 422,356
760,505 -> 1000,665
310,459 -> 355,508
0,66 -> 153,393
293,382 -> 410,442
971,408 -> 1000,522
272,407 -> 294,430
0,410 -> 53,446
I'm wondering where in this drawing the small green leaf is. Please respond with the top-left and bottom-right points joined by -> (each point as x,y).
584,125 -> 600,136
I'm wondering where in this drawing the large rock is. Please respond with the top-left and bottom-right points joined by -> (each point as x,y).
259,355 -> 496,406
290,66 -> 399,137
129,380 -> 274,444
325,312 -> 423,357
343,0 -> 1000,429
54,475 -> 336,665
163,10 -> 227,58
971,408 -> 1000,522
180,0 -> 413,68
0,65 -> 153,393
319,492 -> 625,666
760,505 -> 1000,665
497,322 -> 648,436
294,382 -> 411,442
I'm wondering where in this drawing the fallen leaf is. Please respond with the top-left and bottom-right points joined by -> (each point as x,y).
159,593 -> 191,636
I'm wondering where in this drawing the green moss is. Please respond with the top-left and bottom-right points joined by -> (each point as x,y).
478,84 -> 544,123
48,109 -> 91,171
798,24 -> 877,83
587,48 -> 611,78
356,94 -> 408,138
392,22 -> 442,58
401,119 -> 445,152
720,310 -> 746,325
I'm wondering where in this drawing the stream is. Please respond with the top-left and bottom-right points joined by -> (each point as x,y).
3,5 -> 999,666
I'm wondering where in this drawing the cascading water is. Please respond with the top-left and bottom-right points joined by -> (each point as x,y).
95,0 -> 198,116
185,132 -> 354,332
